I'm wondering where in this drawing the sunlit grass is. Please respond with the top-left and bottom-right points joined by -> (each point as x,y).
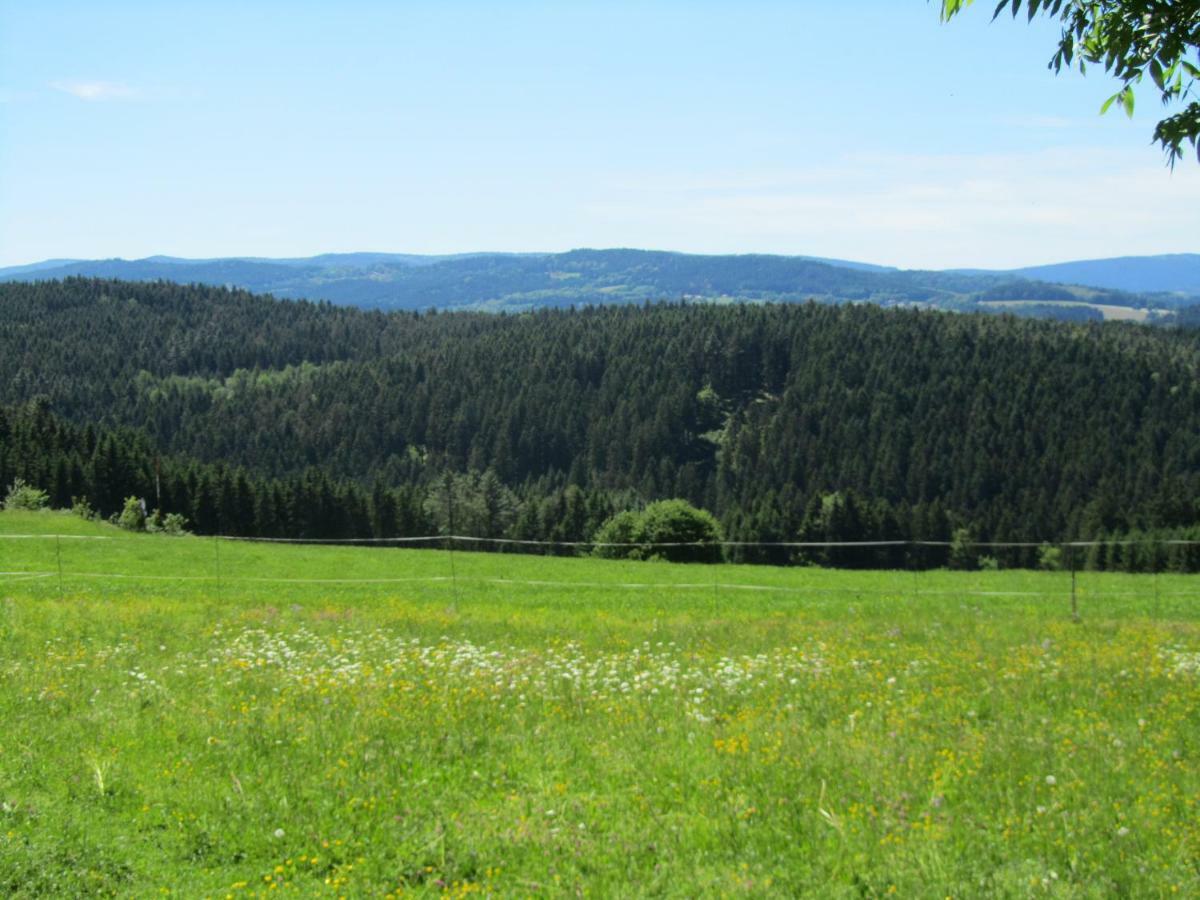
2,510 -> 1198,896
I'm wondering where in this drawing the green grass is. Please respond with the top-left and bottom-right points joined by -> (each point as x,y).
2,510 -> 1199,896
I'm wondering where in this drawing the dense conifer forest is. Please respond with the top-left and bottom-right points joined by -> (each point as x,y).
2,277 -> 1199,568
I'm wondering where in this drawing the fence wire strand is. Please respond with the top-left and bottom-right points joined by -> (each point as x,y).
5,533 -> 1200,548
4,533 -> 1199,613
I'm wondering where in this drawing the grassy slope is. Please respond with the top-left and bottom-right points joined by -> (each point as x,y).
2,511 -> 1199,896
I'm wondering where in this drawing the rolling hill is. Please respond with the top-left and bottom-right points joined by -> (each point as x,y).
3,277 -> 1199,552
2,249 -> 1193,318
1006,254 -> 1200,296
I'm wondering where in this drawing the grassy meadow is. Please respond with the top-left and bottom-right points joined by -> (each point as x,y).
1,510 -> 1199,896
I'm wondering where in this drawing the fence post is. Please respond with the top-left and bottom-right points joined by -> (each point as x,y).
214,535 -> 223,603
712,544 -> 720,613
1069,543 -> 1079,623
55,534 -> 64,600
446,480 -> 460,608
1153,546 -> 1161,620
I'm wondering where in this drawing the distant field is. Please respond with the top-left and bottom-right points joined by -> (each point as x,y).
977,300 -> 1154,322
2,511 -> 1198,896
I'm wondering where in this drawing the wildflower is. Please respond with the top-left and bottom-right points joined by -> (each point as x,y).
1044,775 -> 1056,786
273,828 -> 285,839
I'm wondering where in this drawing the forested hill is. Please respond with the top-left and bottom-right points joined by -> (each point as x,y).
2,278 -> 1200,551
1,248 -> 1189,317
1006,254 -> 1200,296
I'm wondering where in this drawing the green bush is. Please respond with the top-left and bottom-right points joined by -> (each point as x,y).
161,512 -> 189,536
593,510 -> 645,560
1038,543 -> 1063,571
139,505 -> 188,535
71,496 -> 97,520
116,496 -> 147,532
948,527 -> 978,571
593,499 -> 722,563
3,478 -> 49,511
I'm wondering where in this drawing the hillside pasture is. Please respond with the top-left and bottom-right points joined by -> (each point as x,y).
976,300 -> 1154,322
1,511 -> 1198,896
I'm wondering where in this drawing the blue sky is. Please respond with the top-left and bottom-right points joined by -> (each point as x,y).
2,0 -> 1197,269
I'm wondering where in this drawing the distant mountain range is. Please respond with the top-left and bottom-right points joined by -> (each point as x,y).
987,254 -> 1200,296
2,249 -> 1197,320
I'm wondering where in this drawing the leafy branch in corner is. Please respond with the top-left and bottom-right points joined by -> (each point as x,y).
941,0 -> 1200,164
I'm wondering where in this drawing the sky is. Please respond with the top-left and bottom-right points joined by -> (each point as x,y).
2,0 -> 1197,270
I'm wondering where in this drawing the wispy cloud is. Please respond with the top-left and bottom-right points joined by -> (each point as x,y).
583,147 -> 1200,269
51,80 -> 138,101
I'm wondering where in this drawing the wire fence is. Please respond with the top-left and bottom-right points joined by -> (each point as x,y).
3,533 -> 1200,620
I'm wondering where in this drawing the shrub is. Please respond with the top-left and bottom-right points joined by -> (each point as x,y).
948,527 -> 978,571
71,496 -> 97,520
593,499 -> 722,563
142,507 -> 188,535
4,478 -> 49,511
161,513 -> 189,536
116,497 -> 147,532
593,510 -> 645,560
1037,542 -> 1063,571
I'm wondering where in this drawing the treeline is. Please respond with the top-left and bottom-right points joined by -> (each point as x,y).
3,401 -> 1200,570
1174,303 -> 1200,328
0,401 -> 621,544
2,278 -> 1199,562
6,398 -> 1200,572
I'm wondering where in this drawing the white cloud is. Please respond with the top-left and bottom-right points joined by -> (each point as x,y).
51,80 -> 138,101
582,147 -> 1200,269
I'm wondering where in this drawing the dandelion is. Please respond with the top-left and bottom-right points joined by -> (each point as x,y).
1044,775 -> 1056,786
273,828 -> 285,839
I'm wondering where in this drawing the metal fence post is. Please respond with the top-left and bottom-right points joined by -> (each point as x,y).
214,535 -> 223,603
55,534 -> 64,600
712,547 -> 720,613
1154,550 -> 1161,621
1069,543 -> 1079,623
446,481 -> 460,608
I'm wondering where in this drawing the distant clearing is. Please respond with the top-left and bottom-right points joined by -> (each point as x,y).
978,299 -> 1152,321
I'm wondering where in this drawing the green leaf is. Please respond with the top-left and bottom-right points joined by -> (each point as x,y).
1099,92 -> 1120,115
1150,59 -> 1164,90
941,0 -> 973,21
1121,87 -> 1135,118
